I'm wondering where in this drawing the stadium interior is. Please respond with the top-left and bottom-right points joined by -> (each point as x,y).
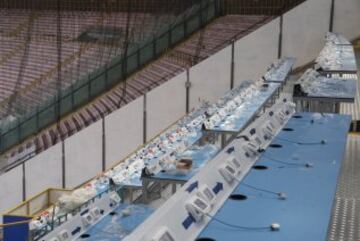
0,0 -> 359,241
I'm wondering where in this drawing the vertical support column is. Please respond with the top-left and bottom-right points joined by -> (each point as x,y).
168,26 -> 172,48
230,42 -> 235,89
61,140 -> 65,188
329,0 -> 335,32
153,37 -> 157,58
143,94 -> 147,144
88,76 -> 92,101
172,183 -> 177,194
278,15 -> 283,59
102,117 -> 106,171
185,68 -> 191,114
221,133 -> 227,148
17,120 -> 21,147
104,64 -> 109,90
22,163 -> 26,201
142,178 -> 149,203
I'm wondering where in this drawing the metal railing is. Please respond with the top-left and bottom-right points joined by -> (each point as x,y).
222,0 -> 304,15
0,0 -> 307,159
30,186 -> 123,241
0,0 -> 221,155
0,0 -> 200,14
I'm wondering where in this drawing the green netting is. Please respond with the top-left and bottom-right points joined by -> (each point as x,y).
38,100 -> 56,129
125,52 -> 139,75
1,128 -> 19,151
155,31 -> 170,55
2,118 -> 19,133
139,41 -> 155,65
73,84 -> 90,109
90,70 -> 107,98
0,0 -> 221,154
205,2 -> 216,20
107,61 -> 123,87
72,74 -> 90,91
19,115 -> 37,140
60,88 -> 74,116
171,23 -> 185,45
187,14 -> 201,34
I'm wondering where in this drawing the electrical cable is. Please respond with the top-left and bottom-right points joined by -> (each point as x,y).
205,213 -> 272,231
236,135 -> 250,141
238,181 -> 287,200
275,136 -> 326,145
262,154 -> 313,168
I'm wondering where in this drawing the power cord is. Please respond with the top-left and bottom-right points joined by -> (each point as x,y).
205,213 -> 280,231
275,136 -> 326,145
240,181 -> 287,200
262,154 -> 314,168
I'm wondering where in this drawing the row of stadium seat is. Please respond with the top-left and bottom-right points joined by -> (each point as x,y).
0,10 -> 175,116
12,14 -> 270,157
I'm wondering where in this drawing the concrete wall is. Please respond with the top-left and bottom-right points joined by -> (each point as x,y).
333,0 -> 360,41
147,72 -> 187,140
282,0 -> 331,67
105,97 -> 144,169
2,0 -> 360,216
65,120 -> 103,188
0,165 -> 23,220
189,46 -> 232,109
25,143 -> 62,198
234,17 -> 280,86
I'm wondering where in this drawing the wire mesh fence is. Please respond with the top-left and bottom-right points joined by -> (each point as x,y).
0,0 -> 306,158
222,0 -> 305,15
0,0 -> 221,154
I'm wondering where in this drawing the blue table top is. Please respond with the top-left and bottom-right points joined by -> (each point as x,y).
121,131 -> 204,187
295,76 -> 357,101
208,83 -> 280,133
151,144 -> 220,182
264,57 -> 296,83
76,204 -> 154,241
317,45 -> 357,73
199,112 -> 351,241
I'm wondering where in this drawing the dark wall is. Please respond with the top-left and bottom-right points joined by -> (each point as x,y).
0,0 -> 199,14
222,0 -> 305,15
0,0 -> 304,15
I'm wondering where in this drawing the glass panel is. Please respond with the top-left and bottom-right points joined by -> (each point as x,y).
107,61 -> 122,88
139,43 -> 154,65
155,32 -> 170,55
187,15 -> 201,34
1,128 -> 19,152
73,83 -> 90,108
38,103 -> 56,130
0,0 -> 221,154
19,115 -> 37,140
126,53 -> 138,75
171,23 -> 185,45
90,72 -> 106,98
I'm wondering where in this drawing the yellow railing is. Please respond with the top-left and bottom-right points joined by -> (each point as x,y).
354,40 -> 360,50
2,105 -> 193,224
4,188 -> 72,218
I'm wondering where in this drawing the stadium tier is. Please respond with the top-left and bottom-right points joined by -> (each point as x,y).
0,0 -> 304,171
0,10 -> 175,115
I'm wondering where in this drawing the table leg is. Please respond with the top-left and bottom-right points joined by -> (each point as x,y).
172,183 -> 177,194
130,188 -> 133,203
142,179 -> 148,203
221,133 -> 226,148
334,102 -> 340,113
